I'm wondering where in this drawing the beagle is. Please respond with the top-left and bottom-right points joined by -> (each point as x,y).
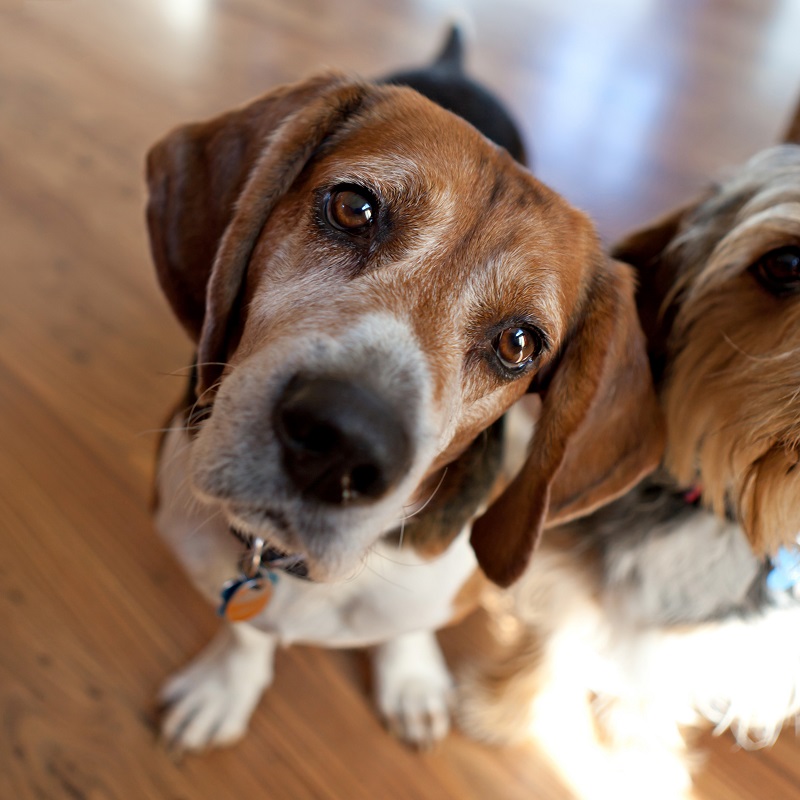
146,32 -> 662,752
459,103 -> 800,797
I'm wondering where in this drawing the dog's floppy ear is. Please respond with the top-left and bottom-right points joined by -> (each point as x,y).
611,204 -> 698,380
471,260 -> 664,586
613,91 -> 800,280
145,72 -> 368,395
614,90 -> 800,278
783,93 -> 800,144
611,206 -> 687,273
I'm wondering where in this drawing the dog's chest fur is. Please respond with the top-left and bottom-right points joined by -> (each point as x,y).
580,473 -> 777,626
526,476 -> 800,746
156,420 -> 479,648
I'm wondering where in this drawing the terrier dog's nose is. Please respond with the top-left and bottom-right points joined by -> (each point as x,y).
275,377 -> 411,505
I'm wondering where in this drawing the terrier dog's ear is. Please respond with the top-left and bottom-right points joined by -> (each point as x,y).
782,94 -> 800,144
614,92 -> 800,350
145,73 -> 367,395
614,92 -> 800,277
611,204 -> 704,380
471,259 -> 664,587
611,206 -> 687,273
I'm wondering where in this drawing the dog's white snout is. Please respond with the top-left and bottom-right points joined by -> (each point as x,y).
274,375 -> 412,505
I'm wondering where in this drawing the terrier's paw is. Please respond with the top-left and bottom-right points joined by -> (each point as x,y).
159,624 -> 276,754
373,631 -> 453,749
455,664 -> 534,746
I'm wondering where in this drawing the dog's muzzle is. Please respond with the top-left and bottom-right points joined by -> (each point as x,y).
274,376 -> 411,505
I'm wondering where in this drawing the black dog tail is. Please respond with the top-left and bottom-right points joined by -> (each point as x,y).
432,23 -> 465,73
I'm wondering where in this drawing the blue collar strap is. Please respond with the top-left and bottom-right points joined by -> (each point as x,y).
767,542 -> 800,593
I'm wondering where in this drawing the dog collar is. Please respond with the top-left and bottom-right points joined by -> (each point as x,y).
767,539 -> 800,594
682,485 -> 703,505
227,526 -> 310,578
681,483 -> 738,522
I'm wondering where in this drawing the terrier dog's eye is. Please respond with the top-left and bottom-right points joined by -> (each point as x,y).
324,185 -> 377,233
494,326 -> 541,371
751,246 -> 800,296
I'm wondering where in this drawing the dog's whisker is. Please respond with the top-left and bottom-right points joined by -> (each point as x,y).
369,546 -> 418,567
396,517 -> 406,550
337,554 -> 371,584
136,425 -> 202,437
192,361 -> 233,370
180,479 -> 205,516
184,506 -> 225,539
156,426 -> 201,475
360,559 -> 411,590
391,468 -> 449,552
192,378 -> 223,409
722,333 -> 800,364
401,468 -> 448,521
156,361 -> 233,379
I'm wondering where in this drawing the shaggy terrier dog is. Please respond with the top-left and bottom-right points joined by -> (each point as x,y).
459,120 -> 800,798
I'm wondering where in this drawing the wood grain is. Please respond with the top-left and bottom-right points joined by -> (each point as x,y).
1,1 -> 799,798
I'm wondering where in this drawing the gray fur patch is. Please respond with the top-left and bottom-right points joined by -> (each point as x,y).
573,472 -> 775,626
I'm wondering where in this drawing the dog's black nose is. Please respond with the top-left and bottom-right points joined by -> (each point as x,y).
275,377 -> 411,505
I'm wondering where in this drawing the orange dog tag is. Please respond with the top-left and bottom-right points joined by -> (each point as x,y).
218,574 -> 276,622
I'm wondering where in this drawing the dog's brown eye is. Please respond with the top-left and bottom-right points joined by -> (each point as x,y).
751,246 -> 800,296
325,187 -> 376,232
494,327 -> 538,370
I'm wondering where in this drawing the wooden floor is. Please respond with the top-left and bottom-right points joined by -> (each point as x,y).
2,0 -> 800,797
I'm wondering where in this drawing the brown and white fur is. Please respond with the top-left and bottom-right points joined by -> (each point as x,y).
459,118 -> 800,797
146,42 -> 662,754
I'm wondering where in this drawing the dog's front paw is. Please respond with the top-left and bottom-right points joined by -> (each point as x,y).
159,623 -> 276,753
372,631 -> 453,749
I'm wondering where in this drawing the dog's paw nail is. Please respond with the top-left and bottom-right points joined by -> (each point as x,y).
157,628 -> 274,752
379,677 -> 453,748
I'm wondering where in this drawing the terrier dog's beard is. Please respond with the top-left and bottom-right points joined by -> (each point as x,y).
665,324 -> 800,553
661,155 -> 800,554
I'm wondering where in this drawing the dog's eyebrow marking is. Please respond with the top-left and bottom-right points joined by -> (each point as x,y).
323,157 -> 428,199
514,186 -> 546,209
488,173 -> 507,206
461,253 -> 563,342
